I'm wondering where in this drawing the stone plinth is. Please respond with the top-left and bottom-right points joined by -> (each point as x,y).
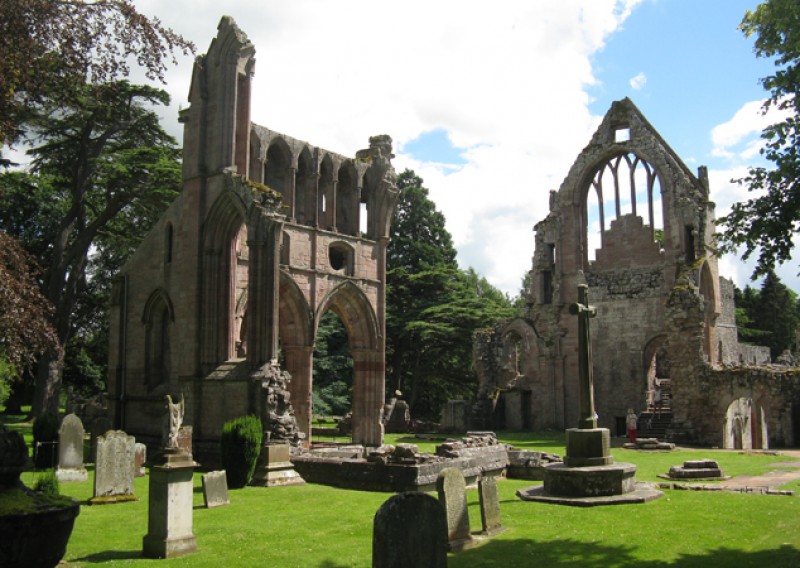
544,462 -> 637,497
659,459 -> 728,481
249,442 -> 305,487
564,428 -> 613,467
142,449 -> 198,559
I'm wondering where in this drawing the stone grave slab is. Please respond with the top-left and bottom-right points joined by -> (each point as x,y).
478,475 -> 505,536
56,413 -> 88,482
202,470 -> 230,508
373,492 -> 447,568
90,430 -> 137,504
436,467 -> 478,552
134,443 -> 147,477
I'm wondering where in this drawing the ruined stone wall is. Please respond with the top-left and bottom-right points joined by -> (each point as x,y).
587,266 -> 666,427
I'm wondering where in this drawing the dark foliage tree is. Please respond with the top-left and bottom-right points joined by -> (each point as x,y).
0,82 -> 182,416
0,0 -> 194,147
312,311 -> 353,417
386,170 -> 515,420
717,0 -> 800,276
754,270 -> 798,359
0,231 -> 60,407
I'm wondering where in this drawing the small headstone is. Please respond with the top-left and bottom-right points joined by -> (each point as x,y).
373,492 -> 447,568
91,430 -> 137,503
176,426 -> 193,457
56,413 -> 88,482
478,475 -> 505,536
436,467 -> 476,552
202,470 -> 230,508
134,443 -> 147,477
441,400 -> 469,433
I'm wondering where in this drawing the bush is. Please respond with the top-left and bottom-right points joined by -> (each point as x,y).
33,412 -> 60,468
33,470 -> 60,495
220,415 -> 263,488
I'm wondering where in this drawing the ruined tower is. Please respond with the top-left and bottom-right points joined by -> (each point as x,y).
107,17 -> 398,457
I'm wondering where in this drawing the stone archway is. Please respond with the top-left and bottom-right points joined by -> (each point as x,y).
724,397 -> 752,449
317,281 -> 383,447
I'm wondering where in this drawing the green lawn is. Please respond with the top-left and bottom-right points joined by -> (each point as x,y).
4,415 -> 800,566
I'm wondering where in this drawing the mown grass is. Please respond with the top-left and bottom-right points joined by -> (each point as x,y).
4,411 -> 800,567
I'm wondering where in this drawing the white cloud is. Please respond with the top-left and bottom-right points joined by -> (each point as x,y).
629,72 -> 647,91
711,99 -> 791,162
131,0 -> 642,295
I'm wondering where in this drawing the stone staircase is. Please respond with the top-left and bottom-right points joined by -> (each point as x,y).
637,411 -> 673,440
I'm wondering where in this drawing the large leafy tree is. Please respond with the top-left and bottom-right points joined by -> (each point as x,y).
0,0 -> 193,147
0,231 -> 60,407
386,170 -> 515,420
0,81 -> 182,416
717,0 -> 800,276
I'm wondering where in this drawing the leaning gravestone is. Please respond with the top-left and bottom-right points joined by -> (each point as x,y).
202,470 -> 230,508
56,413 -> 88,482
478,475 -> 505,536
373,492 -> 447,568
90,430 -> 137,503
436,467 -> 476,552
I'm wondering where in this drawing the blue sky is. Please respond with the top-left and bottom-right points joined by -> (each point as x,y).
125,1 -> 793,295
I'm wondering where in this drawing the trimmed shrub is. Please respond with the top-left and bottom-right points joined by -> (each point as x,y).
220,415 -> 263,488
33,470 -> 60,495
33,412 -> 60,468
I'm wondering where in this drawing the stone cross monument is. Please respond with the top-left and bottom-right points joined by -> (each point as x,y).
569,284 -> 598,430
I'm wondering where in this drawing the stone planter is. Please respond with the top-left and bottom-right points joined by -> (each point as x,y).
0,494 -> 80,568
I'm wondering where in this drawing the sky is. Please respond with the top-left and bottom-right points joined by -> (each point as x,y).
129,0 -> 790,297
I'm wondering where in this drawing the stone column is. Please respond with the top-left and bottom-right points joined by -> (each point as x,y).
283,345 -> 314,442
287,167 -> 297,222
246,211 -> 284,366
351,348 -> 385,447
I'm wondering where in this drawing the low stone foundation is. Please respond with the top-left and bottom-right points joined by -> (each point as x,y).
291,433 -> 508,492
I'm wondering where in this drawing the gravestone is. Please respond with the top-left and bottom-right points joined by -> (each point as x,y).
90,430 -> 137,503
56,413 -> 88,482
134,443 -> 147,477
441,400 -> 469,433
372,492 -> 447,568
478,475 -> 505,536
202,470 -> 230,508
436,467 -> 476,552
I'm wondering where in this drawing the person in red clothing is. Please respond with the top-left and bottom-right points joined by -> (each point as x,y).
626,408 -> 638,444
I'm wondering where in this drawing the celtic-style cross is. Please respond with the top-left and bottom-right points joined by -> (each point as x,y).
569,284 -> 597,429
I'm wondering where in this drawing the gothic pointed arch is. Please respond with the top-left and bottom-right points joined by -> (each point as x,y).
200,191 -> 247,372
316,281 -> 379,351
278,271 -> 313,349
143,288 -> 174,392
337,160 -> 360,236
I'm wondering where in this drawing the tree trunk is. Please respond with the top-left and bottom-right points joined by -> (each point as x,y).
31,352 -> 63,417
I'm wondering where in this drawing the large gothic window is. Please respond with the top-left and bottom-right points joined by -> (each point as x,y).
584,152 -> 664,265
145,291 -> 172,391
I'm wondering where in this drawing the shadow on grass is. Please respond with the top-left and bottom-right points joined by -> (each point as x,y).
448,538 -> 800,567
71,549 -> 142,563
316,561 -> 351,568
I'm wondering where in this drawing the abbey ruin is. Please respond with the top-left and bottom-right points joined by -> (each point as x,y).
106,18 -> 397,456
473,99 -> 800,450
106,17 -> 800,458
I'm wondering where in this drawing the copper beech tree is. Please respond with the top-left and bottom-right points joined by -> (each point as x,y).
0,231 -> 60,402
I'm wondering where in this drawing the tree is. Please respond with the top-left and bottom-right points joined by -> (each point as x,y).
0,81 -> 182,416
312,311 -> 353,417
0,0 -> 194,147
754,270 -> 798,358
717,0 -> 800,277
0,231 -> 60,407
386,170 -> 515,420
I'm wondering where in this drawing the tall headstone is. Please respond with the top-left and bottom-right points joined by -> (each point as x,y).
478,475 -> 505,536
436,467 -> 476,552
202,470 -> 230,508
90,430 -> 137,503
373,492 -> 447,568
56,413 -> 88,482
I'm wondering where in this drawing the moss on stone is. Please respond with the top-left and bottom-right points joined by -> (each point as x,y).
0,486 -> 76,516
